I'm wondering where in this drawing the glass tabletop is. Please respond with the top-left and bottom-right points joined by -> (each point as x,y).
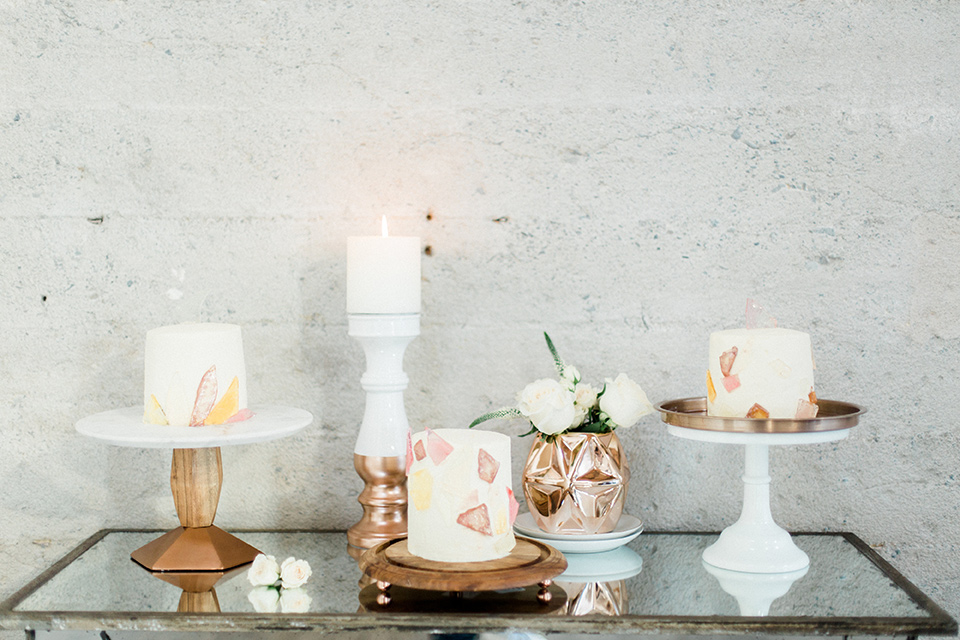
1,530 -> 955,637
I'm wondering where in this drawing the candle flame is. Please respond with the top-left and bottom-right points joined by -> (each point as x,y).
381,215 -> 388,237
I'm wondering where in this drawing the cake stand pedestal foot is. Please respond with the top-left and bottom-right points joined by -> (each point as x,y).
702,444 -> 809,574
132,447 -> 260,571
538,579 -> 553,603
376,580 -> 392,606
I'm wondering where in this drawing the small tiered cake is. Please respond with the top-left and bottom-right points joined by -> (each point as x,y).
707,328 -> 818,419
143,323 -> 250,426
406,428 -> 518,562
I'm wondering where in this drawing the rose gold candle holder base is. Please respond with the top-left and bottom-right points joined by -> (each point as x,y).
347,454 -> 407,552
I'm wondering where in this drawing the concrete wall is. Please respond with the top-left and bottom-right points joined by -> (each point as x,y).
2,0 -> 958,631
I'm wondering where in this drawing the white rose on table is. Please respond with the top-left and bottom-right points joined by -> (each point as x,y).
599,373 -> 653,428
279,587 -> 313,613
247,586 -> 280,613
247,554 -> 280,587
280,557 -> 313,589
571,382 -> 599,427
517,378 -> 576,435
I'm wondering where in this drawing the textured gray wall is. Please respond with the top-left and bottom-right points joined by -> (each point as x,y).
2,0 -> 958,632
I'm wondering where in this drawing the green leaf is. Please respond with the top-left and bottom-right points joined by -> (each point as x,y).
544,332 -> 565,376
518,424 -> 540,438
468,407 -> 523,429
572,421 -> 614,434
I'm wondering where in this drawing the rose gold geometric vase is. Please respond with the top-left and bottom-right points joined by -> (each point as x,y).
522,431 -> 630,535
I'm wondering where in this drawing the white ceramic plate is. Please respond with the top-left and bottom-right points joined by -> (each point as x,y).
514,512 -> 644,542
516,528 -> 644,554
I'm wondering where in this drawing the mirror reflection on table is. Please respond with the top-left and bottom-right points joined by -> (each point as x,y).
12,531 -> 929,620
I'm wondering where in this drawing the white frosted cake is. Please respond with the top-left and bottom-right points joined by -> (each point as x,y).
406,428 -> 518,563
707,328 -> 818,419
143,323 -> 250,426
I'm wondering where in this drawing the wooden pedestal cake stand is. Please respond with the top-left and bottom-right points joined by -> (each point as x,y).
76,404 -> 312,572
358,537 -> 567,609
657,397 -> 864,574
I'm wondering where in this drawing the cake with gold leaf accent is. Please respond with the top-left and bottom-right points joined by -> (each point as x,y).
143,323 -> 250,426
707,328 -> 818,419
406,428 -> 518,562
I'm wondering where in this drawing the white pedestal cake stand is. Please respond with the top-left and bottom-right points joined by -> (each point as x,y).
657,398 -> 863,574
76,405 -> 312,572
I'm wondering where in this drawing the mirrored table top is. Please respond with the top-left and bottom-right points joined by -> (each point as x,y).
1,530 -> 955,637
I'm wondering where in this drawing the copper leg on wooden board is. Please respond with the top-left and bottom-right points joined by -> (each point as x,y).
346,454 -> 407,551
131,447 -> 260,571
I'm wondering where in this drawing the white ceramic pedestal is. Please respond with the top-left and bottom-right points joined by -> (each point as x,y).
667,426 -> 851,574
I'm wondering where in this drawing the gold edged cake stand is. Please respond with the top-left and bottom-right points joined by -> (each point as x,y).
75,405 -> 312,572
358,537 -> 567,606
656,397 -> 865,574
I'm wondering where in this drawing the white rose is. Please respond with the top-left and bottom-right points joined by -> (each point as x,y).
247,554 -> 280,587
517,378 -> 577,436
560,365 -> 580,390
247,586 -> 280,613
571,382 -> 600,427
279,587 -> 313,613
599,373 -> 653,429
280,557 -> 312,589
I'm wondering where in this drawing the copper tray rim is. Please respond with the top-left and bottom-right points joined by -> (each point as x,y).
656,397 -> 865,434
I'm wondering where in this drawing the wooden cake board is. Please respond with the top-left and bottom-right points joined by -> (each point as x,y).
359,537 -> 567,606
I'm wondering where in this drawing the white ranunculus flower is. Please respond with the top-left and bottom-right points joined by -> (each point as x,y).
247,586 -> 280,613
279,587 -> 313,613
280,557 -> 313,589
599,373 -> 653,429
570,382 -> 600,427
247,554 -> 281,587
517,378 -> 577,436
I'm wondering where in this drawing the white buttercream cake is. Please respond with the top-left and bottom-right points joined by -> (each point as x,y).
406,428 -> 519,563
707,328 -> 818,419
143,323 -> 250,426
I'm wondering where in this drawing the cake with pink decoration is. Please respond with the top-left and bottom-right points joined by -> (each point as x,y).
143,323 -> 251,426
406,428 -> 518,562
706,328 -> 818,419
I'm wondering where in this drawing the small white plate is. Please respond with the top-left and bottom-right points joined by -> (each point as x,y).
514,512 -> 643,542
516,528 -> 644,554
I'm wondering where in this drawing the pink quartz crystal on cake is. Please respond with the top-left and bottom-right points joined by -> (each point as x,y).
189,365 -> 219,426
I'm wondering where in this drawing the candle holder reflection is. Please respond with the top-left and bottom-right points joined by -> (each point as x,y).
703,561 -> 808,616
554,547 -> 643,616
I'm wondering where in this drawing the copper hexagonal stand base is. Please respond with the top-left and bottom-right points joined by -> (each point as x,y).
131,525 -> 260,572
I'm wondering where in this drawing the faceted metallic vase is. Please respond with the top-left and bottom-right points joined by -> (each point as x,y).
522,431 -> 630,534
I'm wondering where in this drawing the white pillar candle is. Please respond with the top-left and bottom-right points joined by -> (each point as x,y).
346,217 -> 421,314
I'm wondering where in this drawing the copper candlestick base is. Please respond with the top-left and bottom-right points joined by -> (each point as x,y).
347,454 -> 407,552
132,447 -> 261,571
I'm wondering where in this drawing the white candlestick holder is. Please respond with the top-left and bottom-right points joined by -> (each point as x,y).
346,313 -> 419,553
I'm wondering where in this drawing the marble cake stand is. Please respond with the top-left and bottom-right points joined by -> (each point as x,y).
76,405 -> 312,572
657,398 -> 863,574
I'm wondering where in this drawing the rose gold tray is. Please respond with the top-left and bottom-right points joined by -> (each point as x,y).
656,397 -> 865,434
